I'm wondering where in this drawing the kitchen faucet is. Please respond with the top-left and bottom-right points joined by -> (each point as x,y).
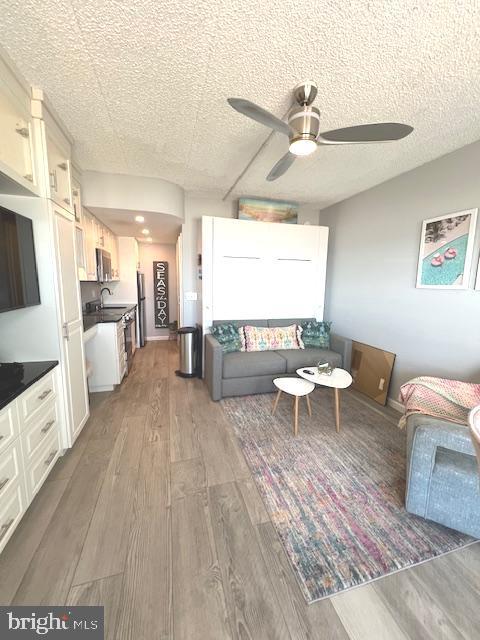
100,287 -> 112,307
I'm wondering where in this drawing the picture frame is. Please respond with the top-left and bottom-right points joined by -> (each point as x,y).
416,208 -> 478,289
238,197 -> 298,224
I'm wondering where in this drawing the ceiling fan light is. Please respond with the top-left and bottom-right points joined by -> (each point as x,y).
289,138 -> 317,156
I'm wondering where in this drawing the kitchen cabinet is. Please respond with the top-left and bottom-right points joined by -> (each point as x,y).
72,176 -> 83,226
85,321 -> 127,392
0,53 -> 38,196
81,208 -> 98,282
53,205 -> 90,444
46,134 -> 72,212
0,367 -> 61,554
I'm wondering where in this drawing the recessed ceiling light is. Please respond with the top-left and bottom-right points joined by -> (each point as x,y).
135,215 -> 145,223
142,228 -> 150,235
146,237 -> 153,242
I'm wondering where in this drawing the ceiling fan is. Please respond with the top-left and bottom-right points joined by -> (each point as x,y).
227,81 -> 413,181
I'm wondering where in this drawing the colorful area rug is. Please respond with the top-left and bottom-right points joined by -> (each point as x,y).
221,389 -> 473,602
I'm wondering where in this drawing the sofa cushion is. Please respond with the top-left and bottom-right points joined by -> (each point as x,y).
210,323 -> 242,353
275,348 -> 342,374
223,350 -> 287,379
301,320 -> 332,348
241,324 -> 304,352
268,318 -> 314,328
213,319 -> 268,328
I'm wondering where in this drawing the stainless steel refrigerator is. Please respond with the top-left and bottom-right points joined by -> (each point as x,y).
137,272 -> 146,347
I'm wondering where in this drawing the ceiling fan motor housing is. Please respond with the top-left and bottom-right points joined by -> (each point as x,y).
288,105 -> 320,146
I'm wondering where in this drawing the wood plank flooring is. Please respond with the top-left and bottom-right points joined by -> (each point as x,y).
0,340 -> 478,639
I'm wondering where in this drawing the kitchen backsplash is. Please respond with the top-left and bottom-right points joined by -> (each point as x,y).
80,282 -> 102,310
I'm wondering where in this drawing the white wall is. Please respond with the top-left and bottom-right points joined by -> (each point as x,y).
320,139 -> 480,400
182,195 -> 321,325
138,242 -> 177,339
82,171 -> 185,219
0,195 -> 61,361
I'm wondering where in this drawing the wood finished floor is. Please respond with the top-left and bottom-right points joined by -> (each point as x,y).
1,341 -> 479,639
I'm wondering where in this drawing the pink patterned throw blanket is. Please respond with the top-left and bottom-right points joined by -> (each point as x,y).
398,376 -> 480,429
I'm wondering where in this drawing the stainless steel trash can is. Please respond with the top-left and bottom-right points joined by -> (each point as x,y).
176,326 -> 197,378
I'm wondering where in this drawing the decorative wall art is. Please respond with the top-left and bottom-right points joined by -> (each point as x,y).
416,208 -> 477,289
238,197 -> 298,224
153,261 -> 169,328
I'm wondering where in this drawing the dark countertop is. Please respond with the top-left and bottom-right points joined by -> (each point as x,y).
83,304 -> 137,332
0,360 -> 59,411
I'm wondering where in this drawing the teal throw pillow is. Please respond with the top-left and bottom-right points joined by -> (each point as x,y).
211,323 -> 242,353
301,320 -> 332,349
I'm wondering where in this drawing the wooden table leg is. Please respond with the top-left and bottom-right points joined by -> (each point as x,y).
334,388 -> 340,433
305,393 -> 312,417
294,396 -> 299,436
272,389 -> 282,414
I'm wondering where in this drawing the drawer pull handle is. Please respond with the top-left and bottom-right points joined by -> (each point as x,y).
15,126 -> 29,138
58,162 -> 68,171
38,389 -> 52,401
0,478 -> 9,491
44,450 -> 57,466
41,420 -> 55,434
0,518 -> 14,542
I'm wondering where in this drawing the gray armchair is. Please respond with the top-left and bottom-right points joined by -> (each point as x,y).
406,413 -> 480,538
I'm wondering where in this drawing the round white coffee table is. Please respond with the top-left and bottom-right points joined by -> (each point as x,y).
296,367 -> 353,433
273,377 -> 315,436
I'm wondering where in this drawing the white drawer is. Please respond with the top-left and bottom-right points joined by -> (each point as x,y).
21,400 -> 59,463
19,371 -> 56,423
0,402 -> 20,456
0,479 -> 27,553
0,439 -> 22,500
24,429 -> 60,499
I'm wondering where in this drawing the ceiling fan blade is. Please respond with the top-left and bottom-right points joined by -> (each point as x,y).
266,152 -> 297,181
318,122 -> 413,145
227,98 -> 291,137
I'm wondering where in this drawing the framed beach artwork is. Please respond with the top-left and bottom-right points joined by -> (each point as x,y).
238,197 -> 298,224
416,208 -> 478,289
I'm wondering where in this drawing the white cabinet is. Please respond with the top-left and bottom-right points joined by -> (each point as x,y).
72,177 -> 83,226
0,54 -> 37,196
85,321 -> 126,392
46,133 -> 72,212
53,206 -> 89,446
82,208 -> 98,282
0,369 -> 62,554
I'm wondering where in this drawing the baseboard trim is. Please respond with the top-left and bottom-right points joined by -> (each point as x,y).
146,335 -> 170,341
387,397 -> 405,413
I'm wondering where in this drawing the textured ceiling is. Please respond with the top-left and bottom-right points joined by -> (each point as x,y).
2,1 -> 480,207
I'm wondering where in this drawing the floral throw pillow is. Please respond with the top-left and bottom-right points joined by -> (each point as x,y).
211,323 -> 242,353
240,324 -> 304,352
301,320 -> 332,349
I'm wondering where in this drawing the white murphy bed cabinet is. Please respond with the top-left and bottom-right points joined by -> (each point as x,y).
0,367 -> 62,553
201,216 -> 329,329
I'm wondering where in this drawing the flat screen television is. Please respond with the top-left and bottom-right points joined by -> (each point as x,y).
0,205 -> 41,313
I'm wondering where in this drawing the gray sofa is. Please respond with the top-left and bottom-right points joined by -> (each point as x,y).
205,318 -> 352,401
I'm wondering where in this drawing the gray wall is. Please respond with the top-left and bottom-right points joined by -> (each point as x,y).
320,140 -> 480,401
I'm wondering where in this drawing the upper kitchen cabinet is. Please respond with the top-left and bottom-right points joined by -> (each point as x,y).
0,53 -> 39,197
31,87 -> 74,215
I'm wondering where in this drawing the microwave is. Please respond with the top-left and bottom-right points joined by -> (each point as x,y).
96,248 -> 112,282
